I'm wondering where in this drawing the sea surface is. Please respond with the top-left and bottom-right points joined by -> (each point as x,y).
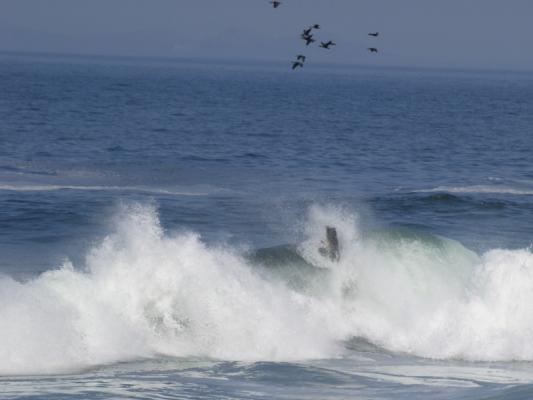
1,52 -> 533,399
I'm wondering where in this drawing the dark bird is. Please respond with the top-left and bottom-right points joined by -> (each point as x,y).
270,0 -> 281,8
303,27 -> 313,36
368,32 -> 379,37
302,35 -> 316,46
319,41 -> 336,49
312,24 -> 320,29
292,61 -> 304,70
297,55 -> 306,62
367,47 -> 378,53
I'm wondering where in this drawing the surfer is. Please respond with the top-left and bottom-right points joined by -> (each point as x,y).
319,226 -> 340,262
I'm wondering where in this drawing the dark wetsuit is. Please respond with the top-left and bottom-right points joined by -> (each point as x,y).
319,226 -> 340,261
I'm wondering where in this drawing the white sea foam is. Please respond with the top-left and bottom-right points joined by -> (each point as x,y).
415,185 -> 533,195
1,204 -> 533,375
0,204 -> 344,375
0,183 -> 215,196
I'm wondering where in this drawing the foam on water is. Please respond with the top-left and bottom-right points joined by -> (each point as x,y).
415,185 -> 533,196
1,204 -> 533,375
0,183 -> 215,196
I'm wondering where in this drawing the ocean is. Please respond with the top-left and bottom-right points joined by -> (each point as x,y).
1,52 -> 533,399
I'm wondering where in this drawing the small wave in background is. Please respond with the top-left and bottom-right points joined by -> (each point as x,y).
0,183 -> 216,196
415,185 -> 533,196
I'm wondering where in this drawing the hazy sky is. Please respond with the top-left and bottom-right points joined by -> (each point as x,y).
1,0 -> 533,71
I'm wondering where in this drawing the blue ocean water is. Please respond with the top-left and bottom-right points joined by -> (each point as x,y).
1,52 -> 533,399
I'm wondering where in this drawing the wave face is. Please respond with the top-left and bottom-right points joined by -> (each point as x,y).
1,204 -> 533,375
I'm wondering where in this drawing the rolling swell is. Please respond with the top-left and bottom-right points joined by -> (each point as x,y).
373,192 -> 509,212
1,204 -> 533,375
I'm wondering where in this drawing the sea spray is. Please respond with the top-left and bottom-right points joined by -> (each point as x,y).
291,204 -> 533,362
2,203 -> 533,376
0,204 -> 344,375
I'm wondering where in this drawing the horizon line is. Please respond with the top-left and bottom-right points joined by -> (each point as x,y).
2,49 -> 533,76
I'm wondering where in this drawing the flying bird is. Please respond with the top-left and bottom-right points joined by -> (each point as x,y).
302,35 -> 316,46
319,41 -> 336,49
312,24 -> 320,29
302,27 -> 313,36
296,55 -> 306,62
367,47 -> 378,53
368,32 -> 379,37
292,61 -> 304,70
270,0 -> 281,8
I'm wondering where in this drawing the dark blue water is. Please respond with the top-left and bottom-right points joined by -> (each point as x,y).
1,52 -> 533,399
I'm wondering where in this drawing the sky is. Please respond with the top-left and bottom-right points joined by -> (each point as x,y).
1,0 -> 533,71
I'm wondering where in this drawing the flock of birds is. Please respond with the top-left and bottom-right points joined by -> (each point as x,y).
269,1 -> 380,70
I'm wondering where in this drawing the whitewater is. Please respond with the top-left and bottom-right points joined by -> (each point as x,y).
2,203 -> 532,377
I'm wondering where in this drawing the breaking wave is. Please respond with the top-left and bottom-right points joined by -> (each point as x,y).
1,204 -> 533,375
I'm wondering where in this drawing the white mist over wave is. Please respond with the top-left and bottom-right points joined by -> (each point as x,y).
1,204 -> 533,375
